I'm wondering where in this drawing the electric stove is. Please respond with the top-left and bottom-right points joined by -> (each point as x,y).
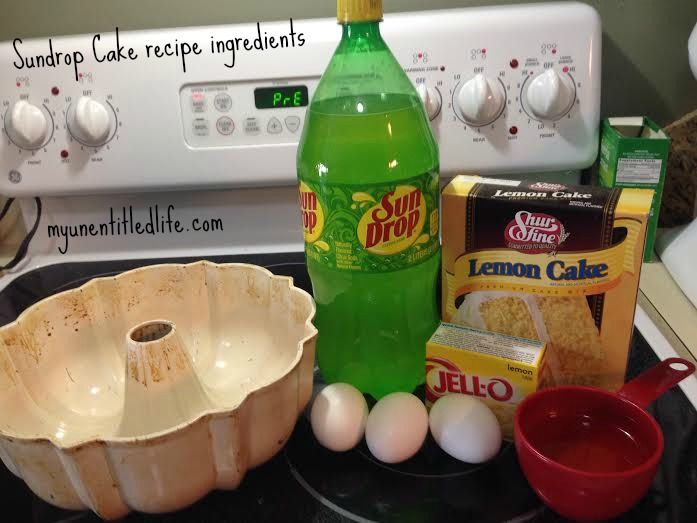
1,253 -> 695,523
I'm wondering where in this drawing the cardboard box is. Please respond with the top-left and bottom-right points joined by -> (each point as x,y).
441,175 -> 653,391
599,117 -> 670,262
425,322 -> 546,439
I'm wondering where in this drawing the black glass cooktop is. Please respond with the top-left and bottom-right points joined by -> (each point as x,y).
1,253 -> 695,523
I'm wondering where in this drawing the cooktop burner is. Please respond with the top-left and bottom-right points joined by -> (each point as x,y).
286,412 -> 542,522
0,253 -> 695,523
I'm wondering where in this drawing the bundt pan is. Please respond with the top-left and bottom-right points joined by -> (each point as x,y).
0,262 -> 317,519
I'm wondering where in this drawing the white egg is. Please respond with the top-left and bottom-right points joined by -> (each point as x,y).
310,383 -> 369,452
429,394 -> 502,463
365,392 -> 428,463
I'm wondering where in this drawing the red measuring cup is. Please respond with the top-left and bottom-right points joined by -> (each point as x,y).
514,357 -> 695,522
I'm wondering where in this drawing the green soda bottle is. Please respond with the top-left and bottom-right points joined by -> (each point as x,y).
297,0 -> 440,399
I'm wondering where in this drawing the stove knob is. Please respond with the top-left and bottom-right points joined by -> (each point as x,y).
526,69 -> 575,120
456,74 -> 505,125
416,84 -> 442,120
69,96 -> 112,145
5,100 -> 48,149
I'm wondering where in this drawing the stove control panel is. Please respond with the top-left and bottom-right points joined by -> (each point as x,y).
0,2 -> 600,195
180,80 -> 317,148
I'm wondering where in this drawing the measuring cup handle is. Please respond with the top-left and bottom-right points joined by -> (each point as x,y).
618,358 -> 696,409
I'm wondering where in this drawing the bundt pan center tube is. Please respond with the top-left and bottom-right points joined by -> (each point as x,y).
0,261 -> 317,519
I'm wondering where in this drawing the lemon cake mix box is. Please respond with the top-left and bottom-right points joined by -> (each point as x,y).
442,175 -> 654,391
426,322 -> 547,438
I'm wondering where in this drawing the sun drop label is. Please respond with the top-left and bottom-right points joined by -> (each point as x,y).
298,172 -> 440,272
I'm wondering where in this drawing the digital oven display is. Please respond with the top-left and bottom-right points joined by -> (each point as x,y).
254,85 -> 309,109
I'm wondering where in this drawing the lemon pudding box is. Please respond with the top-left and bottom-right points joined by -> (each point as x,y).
441,175 -> 653,391
426,322 -> 547,438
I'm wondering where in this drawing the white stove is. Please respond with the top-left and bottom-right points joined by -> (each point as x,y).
2,2 -> 601,197
0,2 -> 603,276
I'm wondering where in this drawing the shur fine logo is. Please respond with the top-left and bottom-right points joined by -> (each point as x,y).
357,185 -> 426,255
504,210 -> 569,254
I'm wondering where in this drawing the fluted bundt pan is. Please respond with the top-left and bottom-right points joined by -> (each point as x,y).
0,262 -> 317,519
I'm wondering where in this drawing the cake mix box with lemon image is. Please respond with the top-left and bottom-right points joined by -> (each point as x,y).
441,175 -> 653,390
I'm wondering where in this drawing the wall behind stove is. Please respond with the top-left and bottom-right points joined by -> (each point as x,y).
1,0 -> 696,126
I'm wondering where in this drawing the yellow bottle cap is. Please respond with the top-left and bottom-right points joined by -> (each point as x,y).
337,0 -> 383,23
